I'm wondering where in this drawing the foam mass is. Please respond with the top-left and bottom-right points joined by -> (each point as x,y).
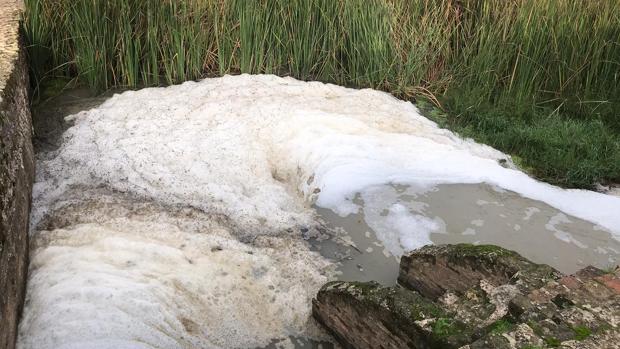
32,74 -> 620,237
20,215 -> 332,349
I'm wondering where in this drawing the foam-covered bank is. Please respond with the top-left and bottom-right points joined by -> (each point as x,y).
19,75 -> 620,348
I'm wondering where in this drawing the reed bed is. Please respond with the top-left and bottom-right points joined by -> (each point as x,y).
23,0 -> 620,188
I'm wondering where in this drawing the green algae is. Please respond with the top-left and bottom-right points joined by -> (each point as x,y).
572,326 -> 592,341
488,319 -> 515,335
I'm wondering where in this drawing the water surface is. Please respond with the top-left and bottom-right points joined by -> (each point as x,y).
315,183 -> 619,284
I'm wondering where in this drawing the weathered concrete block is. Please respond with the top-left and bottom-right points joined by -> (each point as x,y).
398,244 -> 560,300
313,281 -> 474,349
0,1 -> 34,348
314,244 -> 620,349
510,266 -> 620,349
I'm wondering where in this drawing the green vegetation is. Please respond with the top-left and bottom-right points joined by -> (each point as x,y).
572,326 -> 592,340
488,319 -> 515,335
451,244 -> 514,258
339,281 -> 446,321
428,317 -> 474,348
23,0 -> 620,188
602,264 -> 619,274
543,336 -> 561,347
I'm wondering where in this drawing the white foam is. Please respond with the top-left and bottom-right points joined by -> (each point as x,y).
33,75 -> 620,236
359,186 -> 443,255
471,219 -> 484,227
523,207 -> 541,221
545,213 -> 588,249
462,228 -> 477,236
19,216 -> 331,349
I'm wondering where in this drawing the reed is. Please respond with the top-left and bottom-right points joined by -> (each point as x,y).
22,0 -> 620,188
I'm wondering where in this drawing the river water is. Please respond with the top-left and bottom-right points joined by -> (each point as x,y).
19,75 -> 620,349
314,182 -> 619,287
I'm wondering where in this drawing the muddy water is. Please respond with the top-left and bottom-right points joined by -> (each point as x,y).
315,183 -> 620,284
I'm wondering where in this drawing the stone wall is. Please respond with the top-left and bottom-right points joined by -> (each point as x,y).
313,244 -> 620,349
0,1 -> 33,348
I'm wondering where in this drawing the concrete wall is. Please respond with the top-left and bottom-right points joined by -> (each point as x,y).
0,1 -> 33,348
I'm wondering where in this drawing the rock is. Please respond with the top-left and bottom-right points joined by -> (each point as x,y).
398,244 -> 561,300
509,265 -> 620,348
0,1 -> 34,348
313,244 -> 620,349
465,323 -> 545,349
312,281 -> 474,349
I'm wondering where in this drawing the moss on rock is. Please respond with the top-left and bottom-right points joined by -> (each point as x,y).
315,244 -> 620,349
314,281 -> 475,349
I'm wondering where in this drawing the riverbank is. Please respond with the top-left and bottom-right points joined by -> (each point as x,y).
23,0 -> 620,189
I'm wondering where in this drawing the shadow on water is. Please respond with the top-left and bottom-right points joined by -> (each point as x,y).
32,87 -> 121,153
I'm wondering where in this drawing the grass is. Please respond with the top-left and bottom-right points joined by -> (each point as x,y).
543,336 -> 561,347
22,0 -> 620,188
572,326 -> 592,341
488,319 -> 515,335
